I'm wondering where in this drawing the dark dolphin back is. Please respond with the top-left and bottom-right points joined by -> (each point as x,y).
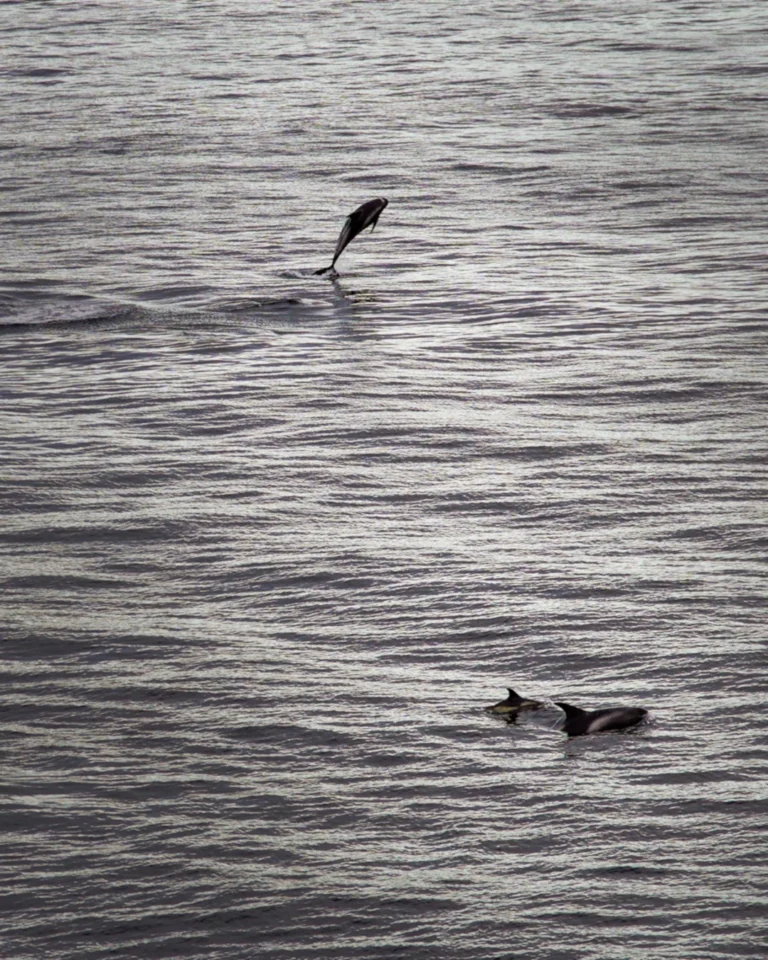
556,701 -> 648,737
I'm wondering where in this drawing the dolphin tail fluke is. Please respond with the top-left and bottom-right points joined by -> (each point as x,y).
314,264 -> 339,278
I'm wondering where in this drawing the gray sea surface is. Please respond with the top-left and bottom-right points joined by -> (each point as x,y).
1,2 -> 767,958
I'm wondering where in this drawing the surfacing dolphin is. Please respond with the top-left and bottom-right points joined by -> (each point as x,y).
485,688 -> 543,716
314,197 -> 389,276
555,701 -> 648,738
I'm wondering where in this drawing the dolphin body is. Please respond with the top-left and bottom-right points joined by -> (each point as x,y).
315,197 -> 389,275
485,688 -> 543,716
555,701 -> 648,737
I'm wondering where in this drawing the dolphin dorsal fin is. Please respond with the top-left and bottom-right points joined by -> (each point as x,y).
556,701 -> 587,718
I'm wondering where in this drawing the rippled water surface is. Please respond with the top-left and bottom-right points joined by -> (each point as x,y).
2,2 -> 767,958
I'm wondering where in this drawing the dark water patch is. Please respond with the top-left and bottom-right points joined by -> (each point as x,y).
7,66 -> 68,79
2,574 -> 133,590
222,724 -> 357,749
550,103 -> 638,118
0,521 -> 185,545
708,64 -> 768,76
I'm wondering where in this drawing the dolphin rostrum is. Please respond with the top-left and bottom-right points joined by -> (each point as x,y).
315,197 -> 389,275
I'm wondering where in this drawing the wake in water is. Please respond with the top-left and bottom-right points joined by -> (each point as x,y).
0,296 -> 132,331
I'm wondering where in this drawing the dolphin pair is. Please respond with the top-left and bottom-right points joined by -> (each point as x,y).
486,687 -> 648,737
315,197 -> 388,276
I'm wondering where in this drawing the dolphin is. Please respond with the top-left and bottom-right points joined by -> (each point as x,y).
554,701 -> 648,738
485,688 -> 543,716
314,197 -> 389,275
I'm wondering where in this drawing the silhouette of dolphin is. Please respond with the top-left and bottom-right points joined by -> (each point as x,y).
485,688 -> 543,716
555,701 -> 648,737
315,197 -> 388,275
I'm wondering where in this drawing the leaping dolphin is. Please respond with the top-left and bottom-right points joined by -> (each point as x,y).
315,197 -> 389,275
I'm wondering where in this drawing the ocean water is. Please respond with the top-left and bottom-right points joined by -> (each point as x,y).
1,2 -> 767,958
